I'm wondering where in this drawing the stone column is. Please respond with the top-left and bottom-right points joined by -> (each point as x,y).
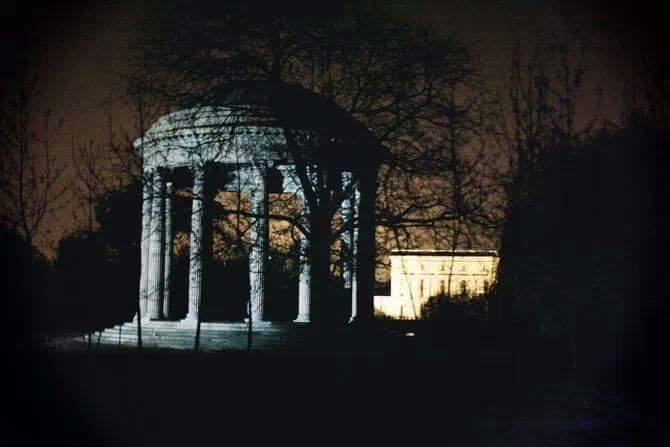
162,181 -> 174,319
353,171 -> 377,322
186,166 -> 205,322
138,172 -> 153,317
342,178 -> 359,322
294,189 -> 310,323
146,169 -> 165,320
248,165 -> 269,323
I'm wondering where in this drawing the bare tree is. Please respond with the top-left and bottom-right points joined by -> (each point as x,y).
492,15 -> 600,390
123,1 -> 498,334
0,63 -> 67,248
493,15 -> 592,210
97,62 -> 165,350
70,138 -> 114,234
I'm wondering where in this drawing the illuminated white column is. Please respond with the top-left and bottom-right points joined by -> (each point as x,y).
248,166 -> 269,322
162,181 -> 174,319
147,169 -> 165,320
294,190 -> 310,323
344,183 -> 359,322
138,172 -> 153,317
186,166 -> 205,322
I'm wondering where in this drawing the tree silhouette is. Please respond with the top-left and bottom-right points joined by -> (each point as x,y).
491,19 -> 652,389
52,183 -> 141,343
0,227 -> 51,349
121,1 -> 494,335
0,62 -> 67,248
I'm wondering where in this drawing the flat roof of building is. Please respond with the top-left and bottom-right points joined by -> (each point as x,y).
390,249 -> 498,257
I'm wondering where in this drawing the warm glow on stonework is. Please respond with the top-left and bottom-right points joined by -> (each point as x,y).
374,249 -> 498,319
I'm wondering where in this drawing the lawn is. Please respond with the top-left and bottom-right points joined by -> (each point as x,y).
4,339 -> 644,446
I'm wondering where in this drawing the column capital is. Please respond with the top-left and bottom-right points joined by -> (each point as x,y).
250,163 -> 269,191
251,159 -> 269,170
190,163 -> 205,178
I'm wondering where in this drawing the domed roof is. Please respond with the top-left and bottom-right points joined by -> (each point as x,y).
136,81 -> 387,171
209,80 -> 376,140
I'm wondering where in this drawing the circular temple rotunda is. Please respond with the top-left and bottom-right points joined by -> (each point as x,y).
130,81 -> 385,344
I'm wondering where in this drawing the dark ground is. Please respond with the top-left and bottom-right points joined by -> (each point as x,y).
3,329 -> 653,447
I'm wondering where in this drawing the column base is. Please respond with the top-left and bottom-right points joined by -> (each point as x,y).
182,314 -> 199,326
243,318 -> 274,327
348,315 -> 373,325
293,314 -> 310,323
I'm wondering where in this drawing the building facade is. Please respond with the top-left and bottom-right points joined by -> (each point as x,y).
374,249 -> 498,319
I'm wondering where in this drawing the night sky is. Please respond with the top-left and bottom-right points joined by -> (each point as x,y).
1,0 -> 665,253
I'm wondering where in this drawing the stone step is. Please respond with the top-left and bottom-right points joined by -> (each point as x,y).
97,339 -> 306,349
99,333 -> 291,340
94,339 -> 304,351
96,333 -> 307,347
116,319 -> 308,328
89,319 -> 311,351
97,333 -> 304,343
113,324 -> 309,332
126,320 -> 300,328
101,331 -> 307,341
100,331 -> 308,340
100,328 -> 306,337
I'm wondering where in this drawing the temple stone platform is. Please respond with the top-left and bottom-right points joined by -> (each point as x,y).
93,320 -> 312,351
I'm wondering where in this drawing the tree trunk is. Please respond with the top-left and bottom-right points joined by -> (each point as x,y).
354,172 -> 377,323
136,296 -> 143,351
571,313 -> 578,393
308,211 -> 335,340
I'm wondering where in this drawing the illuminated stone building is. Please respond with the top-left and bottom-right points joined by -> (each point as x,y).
93,81 -> 386,350
374,249 -> 498,319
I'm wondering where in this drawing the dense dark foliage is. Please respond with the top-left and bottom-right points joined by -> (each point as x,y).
495,123 -> 664,388
50,183 -> 141,334
0,228 -> 52,349
422,293 -> 488,322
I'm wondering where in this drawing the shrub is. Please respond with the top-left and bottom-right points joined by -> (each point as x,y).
421,292 -> 490,322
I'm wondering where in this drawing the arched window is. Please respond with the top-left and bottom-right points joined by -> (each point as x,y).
460,280 -> 467,295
